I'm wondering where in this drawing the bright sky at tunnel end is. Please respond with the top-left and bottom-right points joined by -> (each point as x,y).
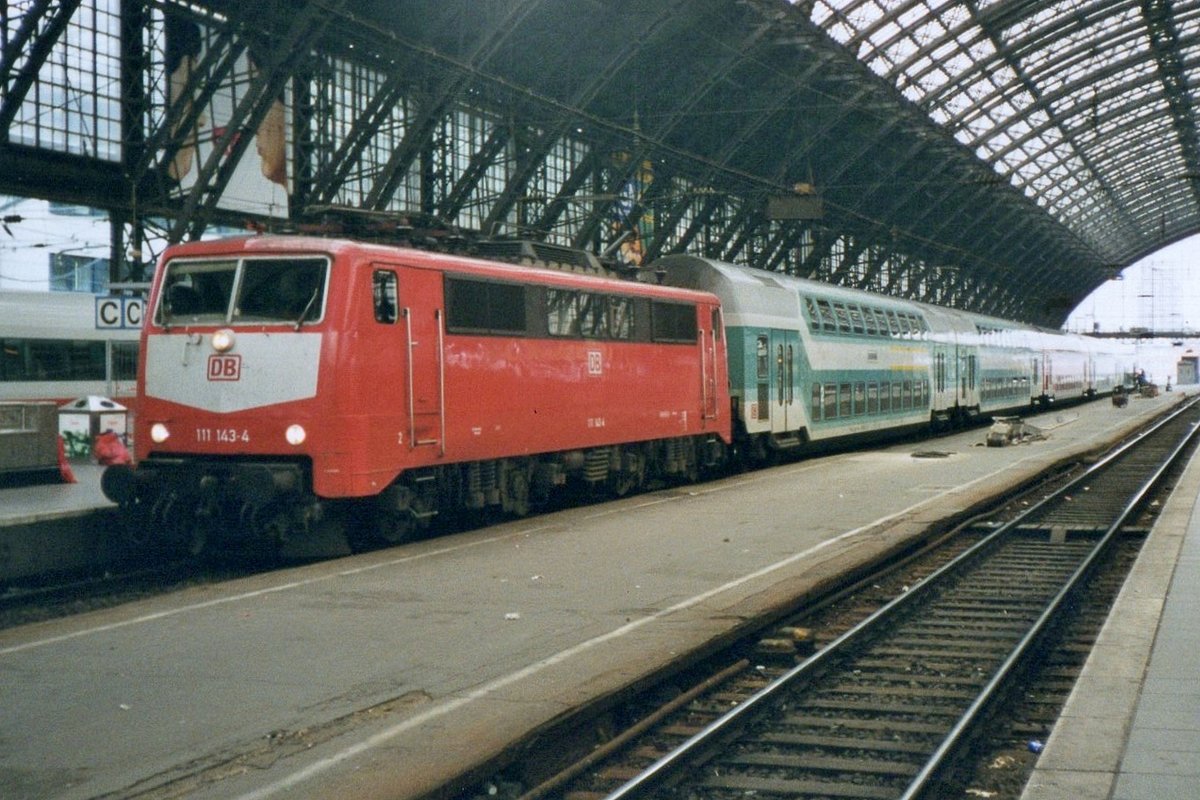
1065,235 -> 1200,336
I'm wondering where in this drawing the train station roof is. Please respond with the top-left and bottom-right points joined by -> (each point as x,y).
4,1 -> 1199,326
333,0 -> 1200,324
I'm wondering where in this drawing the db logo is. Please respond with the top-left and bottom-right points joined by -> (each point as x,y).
207,354 -> 242,381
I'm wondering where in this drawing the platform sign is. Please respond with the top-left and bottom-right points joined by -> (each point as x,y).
95,297 -> 144,330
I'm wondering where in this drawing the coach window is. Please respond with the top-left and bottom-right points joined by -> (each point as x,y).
711,308 -> 722,340
902,380 -> 913,409
853,382 -> 866,415
373,270 -> 398,323
811,384 -> 823,420
879,382 -> 891,413
112,341 -> 139,380
863,308 -> 878,336
886,311 -> 902,336
891,382 -> 903,410
848,306 -> 865,335
823,383 -> 838,419
839,383 -> 852,417
833,303 -> 851,334
756,335 -> 769,379
817,300 -> 836,332
867,383 -> 879,414
874,309 -> 890,336
803,297 -> 819,332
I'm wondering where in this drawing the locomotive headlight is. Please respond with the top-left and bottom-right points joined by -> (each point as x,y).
285,424 -> 307,446
211,328 -> 236,353
150,423 -> 170,443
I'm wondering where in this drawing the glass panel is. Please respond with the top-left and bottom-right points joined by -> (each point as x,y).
234,258 -> 328,324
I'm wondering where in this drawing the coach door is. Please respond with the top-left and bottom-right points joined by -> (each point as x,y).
394,265 -> 445,454
958,346 -> 978,407
770,329 -> 801,433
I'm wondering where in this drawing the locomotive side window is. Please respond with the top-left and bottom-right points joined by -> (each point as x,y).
651,301 -> 697,343
373,270 -> 398,324
610,297 -> 635,340
578,293 -> 609,338
546,288 -> 580,336
446,277 -> 528,334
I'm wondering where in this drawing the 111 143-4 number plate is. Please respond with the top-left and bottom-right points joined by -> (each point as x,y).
195,428 -> 250,443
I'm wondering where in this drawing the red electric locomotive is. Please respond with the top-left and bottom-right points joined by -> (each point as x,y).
102,236 -> 731,556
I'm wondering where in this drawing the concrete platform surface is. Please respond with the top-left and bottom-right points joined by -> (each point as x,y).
1022,397 -> 1200,800
0,394 -> 1184,800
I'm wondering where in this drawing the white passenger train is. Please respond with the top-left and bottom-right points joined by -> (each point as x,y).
0,290 -> 140,404
655,255 -> 1137,455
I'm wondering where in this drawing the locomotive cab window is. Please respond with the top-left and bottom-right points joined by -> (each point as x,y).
157,259 -> 237,324
158,256 -> 330,326
235,258 -> 328,324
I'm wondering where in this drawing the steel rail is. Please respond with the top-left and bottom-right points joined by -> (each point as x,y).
899,404 -> 1200,799
602,397 -> 1200,800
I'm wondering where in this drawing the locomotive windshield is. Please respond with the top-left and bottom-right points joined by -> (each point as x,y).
158,256 -> 329,327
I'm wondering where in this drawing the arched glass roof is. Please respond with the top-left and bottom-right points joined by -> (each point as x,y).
6,0 -> 1199,326
806,0 -> 1200,265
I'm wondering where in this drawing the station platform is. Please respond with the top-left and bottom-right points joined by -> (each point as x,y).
0,392 -> 1191,800
0,462 -> 123,584
1022,399 -> 1200,799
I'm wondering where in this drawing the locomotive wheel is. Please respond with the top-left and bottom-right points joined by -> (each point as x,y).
376,511 -> 419,545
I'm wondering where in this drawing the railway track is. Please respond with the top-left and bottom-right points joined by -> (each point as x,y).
522,398 -> 1200,800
